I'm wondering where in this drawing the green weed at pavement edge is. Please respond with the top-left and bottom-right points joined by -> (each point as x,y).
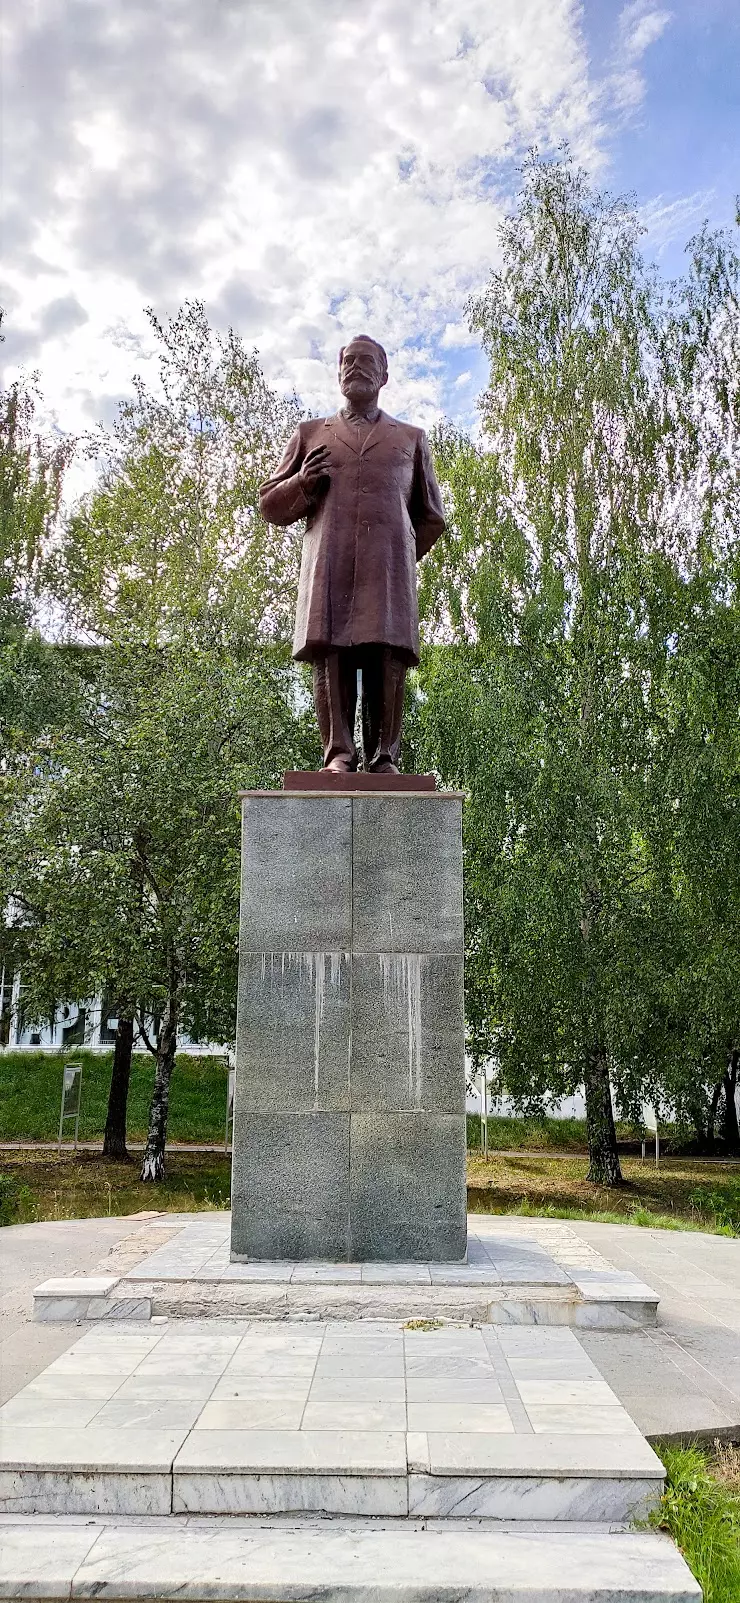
0,1172 -> 38,1226
651,1443 -> 740,1602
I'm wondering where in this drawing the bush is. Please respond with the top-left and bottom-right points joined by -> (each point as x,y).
689,1185 -> 740,1235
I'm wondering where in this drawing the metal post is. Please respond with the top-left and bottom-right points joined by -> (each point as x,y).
225,1065 -> 235,1153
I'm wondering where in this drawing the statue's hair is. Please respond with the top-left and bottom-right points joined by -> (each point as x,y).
338,335 -> 388,376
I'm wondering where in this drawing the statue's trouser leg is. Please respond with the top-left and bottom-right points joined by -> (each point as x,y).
312,650 -> 358,770
361,647 -> 407,772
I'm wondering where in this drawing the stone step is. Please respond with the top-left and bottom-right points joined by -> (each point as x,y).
1,1321 -> 665,1522
0,1427 -> 665,1521
0,1516 -> 701,1601
33,1279 -> 659,1329
0,1427 -> 666,1523
31,1216 -> 661,1332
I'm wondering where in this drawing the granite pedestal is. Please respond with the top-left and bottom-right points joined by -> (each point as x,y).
230,787 -> 467,1262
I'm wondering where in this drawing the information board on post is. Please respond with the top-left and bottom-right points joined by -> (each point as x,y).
58,1062 -> 83,1151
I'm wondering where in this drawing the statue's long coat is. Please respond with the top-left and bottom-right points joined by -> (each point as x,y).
259,410 -> 445,665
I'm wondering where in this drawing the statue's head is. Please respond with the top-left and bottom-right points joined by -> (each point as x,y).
338,335 -> 388,408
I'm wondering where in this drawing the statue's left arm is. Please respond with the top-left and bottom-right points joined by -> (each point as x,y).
409,430 -> 446,559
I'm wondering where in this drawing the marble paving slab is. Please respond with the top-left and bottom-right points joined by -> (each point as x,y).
0,1321 -> 665,1520
0,1516 -> 702,1601
34,1277 -> 119,1297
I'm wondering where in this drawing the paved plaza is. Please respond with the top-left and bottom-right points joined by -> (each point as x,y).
0,1211 -> 719,1599
2,1211 -> 739,1438
0,1318 -> 663,1520
571,1219 -> 740,1441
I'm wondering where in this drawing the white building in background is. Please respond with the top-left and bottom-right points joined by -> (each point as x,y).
468,1090 -> 588,1120
464,1066 -> 586,1121
0,973 -> 223,1055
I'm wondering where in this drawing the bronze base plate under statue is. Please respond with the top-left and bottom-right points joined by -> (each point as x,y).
230,784 -> 467,1263
283,770 -> 437,793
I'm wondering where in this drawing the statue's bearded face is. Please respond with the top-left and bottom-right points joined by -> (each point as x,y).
339,341 -> 387,406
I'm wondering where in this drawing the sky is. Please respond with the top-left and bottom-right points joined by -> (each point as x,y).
1,0 -> 738,454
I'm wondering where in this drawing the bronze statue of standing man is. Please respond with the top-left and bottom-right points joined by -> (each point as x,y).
259,336 -> 445,773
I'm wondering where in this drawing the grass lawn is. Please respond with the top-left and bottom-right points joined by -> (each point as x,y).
0,1150 -> 231,1224
0,1050 -> 230,1143
0,1052 -> 691,1152
466,1113 -> 645,1152
468,1150 -> 740,1234
1,1145 -> 739,1231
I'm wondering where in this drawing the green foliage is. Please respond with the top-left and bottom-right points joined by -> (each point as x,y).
0,356 -> 73,639
0,333 -> 76,767
687,1186 -> 740,1235
7,641 -> 317,1047
0,339 -> 76,1023
422,151 -> 740,1180
652,1443 -> 740,1603
51,301 -> 301,648
3,303 -> 319,1176
652,553 -> 740,1150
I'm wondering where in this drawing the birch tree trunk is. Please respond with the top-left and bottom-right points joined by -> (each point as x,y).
140,988 -> 179,1182
102,1010 -> 134,1160
707,1078 -> 724,1148
722,1050 -> 740,1154
584,1047 -> 623,1185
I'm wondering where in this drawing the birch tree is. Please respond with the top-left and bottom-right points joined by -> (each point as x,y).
419,155 -> 740,1181
0,332 -> 75,1036
17,302 -> 315,1177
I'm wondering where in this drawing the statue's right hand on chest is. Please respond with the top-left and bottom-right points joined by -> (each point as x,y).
299,444 -> 331,498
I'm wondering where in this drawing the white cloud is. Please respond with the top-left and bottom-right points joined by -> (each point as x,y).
619,1 -> 672,60
608,1 -> 672,114
440,321 -> 480,350
640,189 -> 715,255
2,0 -> 608,455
